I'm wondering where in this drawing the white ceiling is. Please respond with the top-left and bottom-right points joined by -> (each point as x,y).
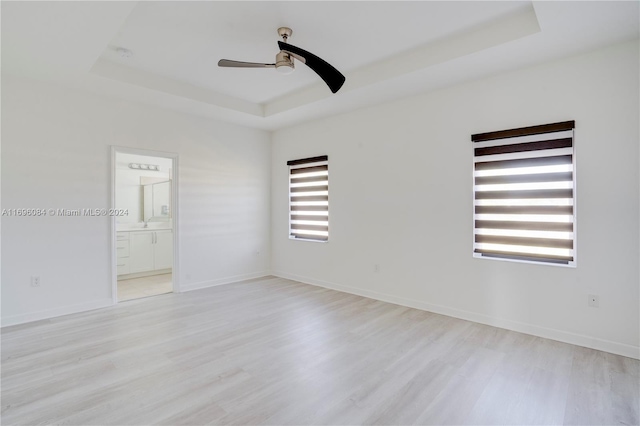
102,1 -> 529,104
2,1 -> 638,131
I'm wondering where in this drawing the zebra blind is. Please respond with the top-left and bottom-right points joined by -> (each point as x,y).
287,155 -> 329,241
472,121 -> 575,265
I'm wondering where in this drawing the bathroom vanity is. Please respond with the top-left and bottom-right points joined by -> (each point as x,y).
116,227 -> 173,277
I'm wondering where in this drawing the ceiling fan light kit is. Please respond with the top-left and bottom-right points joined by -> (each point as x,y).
275,51 -> 295,75
218,27 -> 345,93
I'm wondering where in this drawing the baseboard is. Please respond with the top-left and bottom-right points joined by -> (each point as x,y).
273,271 -> 640,360
180,271 -> 272,292
1,298 -> 114,328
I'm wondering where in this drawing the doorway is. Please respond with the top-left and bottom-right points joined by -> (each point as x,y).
111,147 -> 178,303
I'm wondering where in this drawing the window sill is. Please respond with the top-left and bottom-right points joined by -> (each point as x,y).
473,253 -> 576,268
289,236 -> 328,243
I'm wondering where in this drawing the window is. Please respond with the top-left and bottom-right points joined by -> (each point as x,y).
472,121 -> 575,266
287,155 -> 329,241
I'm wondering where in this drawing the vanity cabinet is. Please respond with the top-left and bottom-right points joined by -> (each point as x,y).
116,232 -> 131,275
119,230 -> 173,276
130,232 -> 155,273
153,230 -> 173,270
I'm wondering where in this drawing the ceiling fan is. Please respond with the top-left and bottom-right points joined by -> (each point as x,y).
218,27 -> 346,94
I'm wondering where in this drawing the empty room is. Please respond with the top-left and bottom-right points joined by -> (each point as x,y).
1,1 -> 639,425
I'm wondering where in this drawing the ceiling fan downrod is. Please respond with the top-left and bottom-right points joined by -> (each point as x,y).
275,27 -> 295,74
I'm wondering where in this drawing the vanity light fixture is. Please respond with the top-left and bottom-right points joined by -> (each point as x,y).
129,163 -> 159,171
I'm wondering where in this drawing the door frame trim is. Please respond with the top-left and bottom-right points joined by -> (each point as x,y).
110,146 -> 180,304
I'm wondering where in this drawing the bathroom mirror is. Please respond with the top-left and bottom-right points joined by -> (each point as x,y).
143,180 -> 171,222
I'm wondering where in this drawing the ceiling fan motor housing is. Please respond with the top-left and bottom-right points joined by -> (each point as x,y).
275,51 -> 294,74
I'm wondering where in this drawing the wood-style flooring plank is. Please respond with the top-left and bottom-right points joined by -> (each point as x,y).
1,276 -> 638,425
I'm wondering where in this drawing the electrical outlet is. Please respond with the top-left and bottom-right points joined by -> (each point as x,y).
31,276 -> 41,287
374,264 -> 380,273
588,294 -> 599,308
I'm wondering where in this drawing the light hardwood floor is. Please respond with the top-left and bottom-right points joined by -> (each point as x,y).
2,276 -> 638,425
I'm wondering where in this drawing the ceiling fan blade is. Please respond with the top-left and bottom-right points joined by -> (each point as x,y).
278,41 -> 346,93
218,59 -> 275,68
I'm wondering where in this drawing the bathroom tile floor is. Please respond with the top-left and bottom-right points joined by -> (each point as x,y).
118,273 -> 172,302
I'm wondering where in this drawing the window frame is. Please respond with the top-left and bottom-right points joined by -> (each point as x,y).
471,121 -> 576,267
287,155 -> 329,243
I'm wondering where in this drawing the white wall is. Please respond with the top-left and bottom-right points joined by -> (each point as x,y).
1,75 -> 271,325
271,40 -> 640,358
